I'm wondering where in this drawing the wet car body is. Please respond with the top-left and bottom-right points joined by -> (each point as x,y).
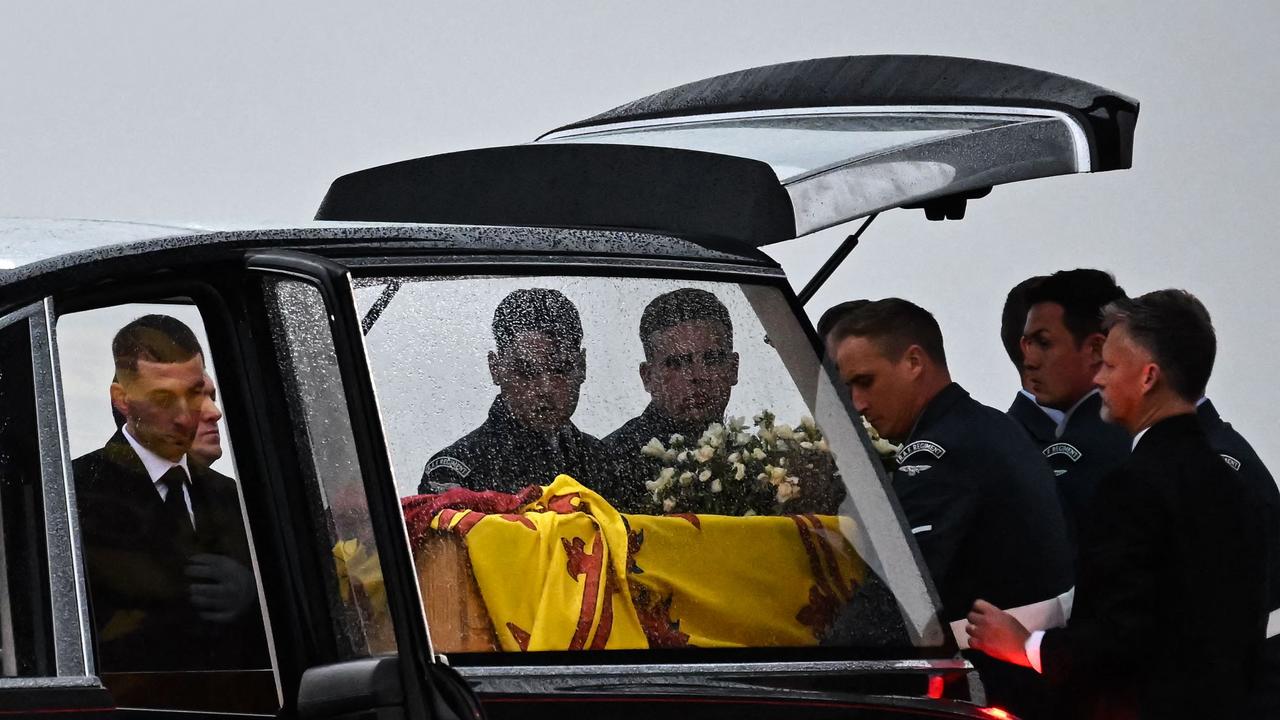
0,55 -> 1137,719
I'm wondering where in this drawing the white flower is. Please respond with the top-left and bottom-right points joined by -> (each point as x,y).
862,416 -> 901,457
814,438 -> 829,453
641,438 -> 667,458
662,497 -> 677,512
695,445 -> 716,463
728,452 -> 741,464
710,478 -> 723,493
733,463 -> 746,480
663,449 -> 678,463
645,467 -> 676,494
700,422 -> 726,448
759,428 -> 776,445
800,441 -> 814,450
744,509 -> 757,517
751,447 -> 767,461
698,469 -> 711,482
775,423 -> 795,441
678,471 -> 695,486
728,416 -> 746,433
767,465 -> 788,484
774,439 -> 789,452
800,415 -> 817,432
669,433 -> 685,446
677,450 -> 689,463
733,432 -> 752,447
776,482 -> 801,503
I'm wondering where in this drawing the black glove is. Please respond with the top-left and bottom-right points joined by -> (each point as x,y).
186,553 -> 257,623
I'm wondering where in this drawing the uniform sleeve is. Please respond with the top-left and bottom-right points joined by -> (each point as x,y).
418,451 -> 471,494
892,465 -> 980,611
1039,469 -> 1164,686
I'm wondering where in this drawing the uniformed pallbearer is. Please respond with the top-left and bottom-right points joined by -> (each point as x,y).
1020,269 -> 1130,552
828,298 -> 1071,720
418,288 -> 611,495
999,275 -> 1061,443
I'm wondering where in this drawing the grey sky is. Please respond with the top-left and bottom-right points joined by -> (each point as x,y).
4,2 -> 1279,467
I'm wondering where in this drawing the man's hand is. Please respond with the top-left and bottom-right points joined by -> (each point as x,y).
186,553 -> 257,623
966,599 -> 1032,667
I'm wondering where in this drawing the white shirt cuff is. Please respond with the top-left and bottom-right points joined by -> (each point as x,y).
1025,630 -> 1045,674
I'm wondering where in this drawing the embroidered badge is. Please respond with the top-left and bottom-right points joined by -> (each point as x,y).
1220,454 -> 1242,472
897,464 -> 933,477
1053,469 -> 1068,477
1043,443 -> 1083,462
426,456 -> 471,478
895,440 -> 946,464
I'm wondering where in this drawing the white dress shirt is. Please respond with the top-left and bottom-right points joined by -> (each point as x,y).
121,424 -> 196,528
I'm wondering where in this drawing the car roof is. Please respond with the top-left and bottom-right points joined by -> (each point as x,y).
0,217 -> 776,294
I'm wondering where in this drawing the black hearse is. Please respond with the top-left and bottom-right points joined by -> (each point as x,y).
0,55 -> 1135,719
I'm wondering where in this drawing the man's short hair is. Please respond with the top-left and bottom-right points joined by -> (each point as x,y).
1001,276 -> 1046,369
112,315 -> 203,379
492,288 -> 583,353
816,300 -> 870,345
1025,269 -> 1127,345
1102,289 -> 1215,402
639,288 -> 733,358
828,298 -> 948,367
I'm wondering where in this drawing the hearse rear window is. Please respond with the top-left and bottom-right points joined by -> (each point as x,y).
354,274 -> 944,657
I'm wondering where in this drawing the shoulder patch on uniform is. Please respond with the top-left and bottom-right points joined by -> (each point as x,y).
1220,454 -> 1242,472
895,440 -> 945,464
1043,442 -> 1083,462
426,456 -> 471,478
897,464 -> 932,477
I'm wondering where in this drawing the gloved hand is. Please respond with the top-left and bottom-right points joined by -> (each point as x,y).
186,553 -> 258,623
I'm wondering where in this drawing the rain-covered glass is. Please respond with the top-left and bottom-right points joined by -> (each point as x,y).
355,274 -> 945,658
539,112 -> 1017,182
264,278 -> 397,657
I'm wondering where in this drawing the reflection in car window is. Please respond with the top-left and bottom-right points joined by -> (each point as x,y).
356,275 -> 943,657
264,279 -> 398,657
59,303 -> 275,712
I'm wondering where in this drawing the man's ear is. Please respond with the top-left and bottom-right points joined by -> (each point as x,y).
903,344 -> 927,379
1086,333 -> 1106,364
639,359 -> 655,393
110,382 -> 128,422
487,351 -> 502,387
727,352 -> 741,387
1139,362 -> 1161,395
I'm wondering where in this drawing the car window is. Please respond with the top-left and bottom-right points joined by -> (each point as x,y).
0,318 -> 54,677
58,302 -> 277,713
262,278 -> 399,658
355,273 -> 943,658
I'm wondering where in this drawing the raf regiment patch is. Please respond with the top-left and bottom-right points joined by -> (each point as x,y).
425,456 -> 471,478
1043,443 -> 1083,462
1221,454 -> 1242,472
897,465 -> 932,477
895,440 -> 945,465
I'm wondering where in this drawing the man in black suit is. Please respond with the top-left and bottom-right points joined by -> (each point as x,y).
1001,275 -> 1062,444
74,315 -> 266,671
967,290 -> 1267,719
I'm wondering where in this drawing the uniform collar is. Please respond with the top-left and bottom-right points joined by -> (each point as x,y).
1019,388 -> 1066,425
1055,389 -> 1101,438
637,403 -> 711,443
1195,397 -> 1221,426
908,382 -> 969,441
488,395 -> 581,444
1132,412 -> 1201,451
121,423 -> 191,484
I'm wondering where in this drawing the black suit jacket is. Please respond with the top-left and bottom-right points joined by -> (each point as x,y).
1040,414 -> 1266,719
73,432 -> 267,671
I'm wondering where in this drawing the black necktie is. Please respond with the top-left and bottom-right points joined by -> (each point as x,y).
160,466 -> 195,545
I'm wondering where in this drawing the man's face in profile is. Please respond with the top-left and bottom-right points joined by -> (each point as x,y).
191,373 -> 224,465
641,319 -> 739,424
1095,324 -> 1150,432
490,330 -> 586,432
111,355 -> 206,462
833,334 -> 919,441
1022,301 -> 1103,410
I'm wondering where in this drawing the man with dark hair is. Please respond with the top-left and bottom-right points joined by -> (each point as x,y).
73,314 -> 266,671
603,288 -> 740,509
419,288 -> 609,494
1020,269 -> 1131,551
829,298 -> 1071,719
968,290 -> 1267,720
1001,275 -> 1062,443
816,299 -> 869,349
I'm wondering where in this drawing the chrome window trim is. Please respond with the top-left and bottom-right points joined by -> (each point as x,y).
32,297 -> 94,676
0,674 -> 102,689
456,658 -> 971,679
538,105 -> 1093,174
